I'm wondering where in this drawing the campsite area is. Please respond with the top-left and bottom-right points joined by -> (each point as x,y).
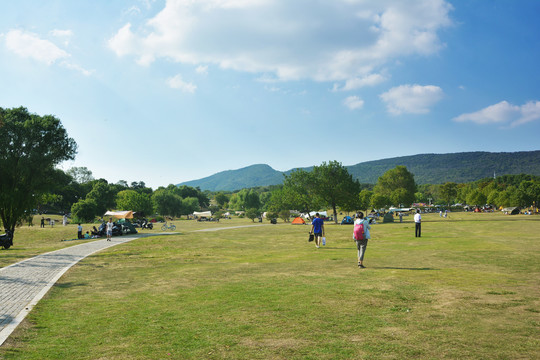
1,212 -> 539,359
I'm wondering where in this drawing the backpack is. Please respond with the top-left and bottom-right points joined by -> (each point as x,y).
353,222 -> 365,240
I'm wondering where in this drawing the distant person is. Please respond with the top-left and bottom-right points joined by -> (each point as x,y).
399,212 -> 403,223
77,223 -> 83,239
40,217 -> 45,228
106,218 -> 114,241
310,213 -> 325,248
63,214 -> 67,226
84,231 -> 90,239
354,212 -> 371,268
414,209 -> 422,237
50,219 -> 55,227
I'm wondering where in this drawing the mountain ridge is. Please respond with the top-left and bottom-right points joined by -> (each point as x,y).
179,150 -> 540,191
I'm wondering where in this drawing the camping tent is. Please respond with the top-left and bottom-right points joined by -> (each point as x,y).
193,211 -> 212,218
104,210 -> 134,219
502,207 -> 520,215
341,216 -> 354,224
292,217 -> 306,225
383,212 -> 394,223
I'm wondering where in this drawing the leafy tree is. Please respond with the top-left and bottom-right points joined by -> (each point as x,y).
245,208 -> 261,222
152,189 -> 183,218
467,189 -> 487,206
67,166 -> 94,184
279,210 -> 291,222
373,166 -> 416,207
71,198 -> 98,223
86,180 -> 116,216
0,107 -> 77,237
370,193 -> 390,209
215,192 -> 229,208
517,180 -> 540,207
176,185 -> 209,207
457,184 -> 472,204
312,161 -> 360,224
265,211 -> 278,222
228,189 -> 260,211
358,189 -> 373,212
440,182 -> 458,205
281,169 -> 321,215
390,188 -> 409,207
497,186 -> 519,207
182,197 -> 200,216
116,190 -> 153,215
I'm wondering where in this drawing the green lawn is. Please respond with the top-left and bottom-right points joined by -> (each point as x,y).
1,213 -> 539,359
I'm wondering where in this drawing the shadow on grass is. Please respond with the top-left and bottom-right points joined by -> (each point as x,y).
53,281 -> 88,289
376,266 -> 437,271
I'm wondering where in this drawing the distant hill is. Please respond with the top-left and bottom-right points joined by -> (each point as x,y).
180,164 -> 285,192
179,151 -> 540,191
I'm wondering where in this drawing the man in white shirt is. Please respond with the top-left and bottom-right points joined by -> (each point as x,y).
414,209 -> 422,238
106,218 -> 113,241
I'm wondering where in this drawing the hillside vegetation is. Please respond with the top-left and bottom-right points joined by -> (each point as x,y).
179,151 -> 540,191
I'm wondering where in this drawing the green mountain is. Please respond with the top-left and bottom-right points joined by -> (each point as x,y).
180,164 -> 285,192
179,151 -> 540,191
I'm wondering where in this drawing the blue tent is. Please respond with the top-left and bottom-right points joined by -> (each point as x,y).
341,216 -> 354,224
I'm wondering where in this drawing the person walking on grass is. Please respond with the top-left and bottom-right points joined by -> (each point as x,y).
310,213 -> 325,248
77,223 -> 83,239
354,212 -> 371,268
106,218 -> 113,241
414,209 -> 422,237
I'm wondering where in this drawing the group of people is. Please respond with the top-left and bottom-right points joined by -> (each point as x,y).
77,218 -> 115,241
309,209 -> 423,268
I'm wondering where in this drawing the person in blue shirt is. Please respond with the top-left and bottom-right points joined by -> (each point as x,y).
310,213 -> 325,248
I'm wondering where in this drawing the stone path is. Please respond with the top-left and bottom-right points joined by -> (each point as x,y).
0,224 -> 271,346
0,235 -> 144,346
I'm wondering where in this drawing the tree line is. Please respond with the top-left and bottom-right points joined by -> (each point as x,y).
2,107 -> 538,244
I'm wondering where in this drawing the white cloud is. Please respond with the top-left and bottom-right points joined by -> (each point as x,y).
4,29 -> 92,76
453,100 -> 540,127
343,96 -> 364,110
50,29 -> 73,47
380,84 -> 443,115
333,73 -> 386,92
196,65 -> 209,75
5,29 -> 69,65
167,74 -> 197,93
108,0 -> 453,84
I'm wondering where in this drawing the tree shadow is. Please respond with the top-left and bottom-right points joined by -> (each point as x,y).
376,267 -> 437,271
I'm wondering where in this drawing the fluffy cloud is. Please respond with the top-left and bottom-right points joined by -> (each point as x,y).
453,100 -> 540,127
167,74 -> 197,93
4,29 -> 92,75
5,29 -> 70,65
343,96 -> 364,110
380,84 -> 443,115
333,73 -> 387,92
108,0 -> 452,85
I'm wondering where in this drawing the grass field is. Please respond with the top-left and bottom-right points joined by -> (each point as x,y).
1,213 -> 539,359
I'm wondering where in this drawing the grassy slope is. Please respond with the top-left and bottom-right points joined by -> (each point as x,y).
1,213 -> 539,359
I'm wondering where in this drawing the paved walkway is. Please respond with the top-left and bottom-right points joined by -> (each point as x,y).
0,224 -> 271,346
0,235 -> 146,346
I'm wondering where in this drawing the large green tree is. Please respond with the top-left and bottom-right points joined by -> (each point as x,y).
440,182 -> 458,205
116,190 -> 153,216
0,107 -> 77,237
373,165 -> 416,207
312,161 -> 360,224
281,169 -> 321,215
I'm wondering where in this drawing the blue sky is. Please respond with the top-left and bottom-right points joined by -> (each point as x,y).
1,0 -> 539,189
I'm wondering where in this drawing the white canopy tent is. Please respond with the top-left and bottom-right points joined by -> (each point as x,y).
303,211 -> 328,219
193,211 -> 212,217
104,210 -> 134,219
